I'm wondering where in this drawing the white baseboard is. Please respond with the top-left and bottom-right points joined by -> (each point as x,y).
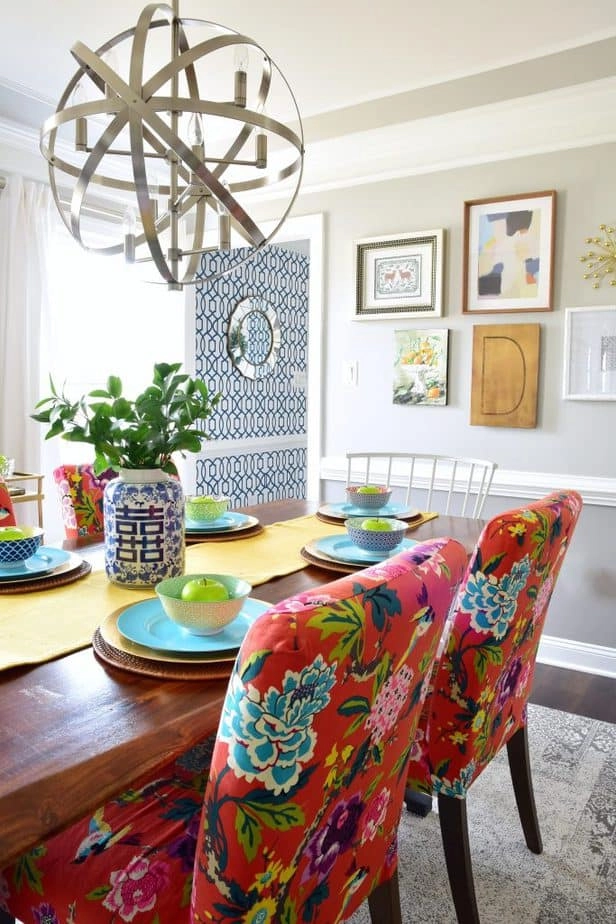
538,635 -> 616,678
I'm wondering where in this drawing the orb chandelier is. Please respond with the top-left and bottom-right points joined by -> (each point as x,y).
41,1 -> 304,289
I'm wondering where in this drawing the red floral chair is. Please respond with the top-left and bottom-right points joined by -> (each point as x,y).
0,480 -> 17,527
0,536 -> 467,924
405,490 -> 582,924
52,464 -> 116,540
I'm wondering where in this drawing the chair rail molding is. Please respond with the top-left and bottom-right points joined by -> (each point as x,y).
320,456 -> 616,507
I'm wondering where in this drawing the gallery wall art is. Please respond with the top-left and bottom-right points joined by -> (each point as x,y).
463,191 -> 556,314
393,328 -> 449,406
470,323 -> 540,427
355,229 -> 444,319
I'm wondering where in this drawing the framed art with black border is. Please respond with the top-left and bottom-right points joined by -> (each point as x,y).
354,229 -> 444,320
463,190 -> 556,314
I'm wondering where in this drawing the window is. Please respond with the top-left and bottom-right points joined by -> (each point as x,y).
44,217 -> 187,462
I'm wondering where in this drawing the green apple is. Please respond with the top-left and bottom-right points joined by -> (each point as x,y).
360,518 -> 393,532
0,527 -> 27,541
181,577 -> 229,602
357,485 -> 381,495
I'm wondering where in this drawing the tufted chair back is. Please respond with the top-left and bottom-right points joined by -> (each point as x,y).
190,537 -> 467,923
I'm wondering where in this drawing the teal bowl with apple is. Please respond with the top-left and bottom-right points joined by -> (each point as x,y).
346,484 -> 392,510
345,516 -> 407,553
0,525 -> 44,566
185,495 -> 230,523
155,573 -> 252,635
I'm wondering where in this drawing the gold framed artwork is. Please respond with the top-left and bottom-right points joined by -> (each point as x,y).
463,191 -> 556,314
354,229 -> 444,320
471,323 -> 540,428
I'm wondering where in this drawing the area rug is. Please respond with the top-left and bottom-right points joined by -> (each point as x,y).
348,703 -> 616,923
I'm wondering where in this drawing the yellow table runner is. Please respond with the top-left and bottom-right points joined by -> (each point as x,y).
0,515 -> 348,672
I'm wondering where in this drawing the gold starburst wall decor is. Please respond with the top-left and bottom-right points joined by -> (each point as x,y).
580,224 -> 616,288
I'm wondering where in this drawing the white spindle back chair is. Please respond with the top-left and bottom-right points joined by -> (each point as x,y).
345,452 -> 497,518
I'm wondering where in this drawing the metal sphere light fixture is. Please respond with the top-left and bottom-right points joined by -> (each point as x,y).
41,1 -> 304,289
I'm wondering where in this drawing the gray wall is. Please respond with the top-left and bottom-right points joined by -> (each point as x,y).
256,142 -> 616,655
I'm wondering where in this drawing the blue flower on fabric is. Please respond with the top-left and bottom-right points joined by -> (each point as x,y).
221,654 -> 337,794
303,794 -> 364,880
460,556 -> 531,639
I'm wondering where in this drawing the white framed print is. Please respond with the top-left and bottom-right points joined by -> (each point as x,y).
354,229 -> 444,320
563,305 -> 616,400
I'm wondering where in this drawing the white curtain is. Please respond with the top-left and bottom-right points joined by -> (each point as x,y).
0,174 -> 63,538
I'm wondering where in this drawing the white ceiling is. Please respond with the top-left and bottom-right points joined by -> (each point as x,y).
1,1 -> 616,191
1,1 -> 615,119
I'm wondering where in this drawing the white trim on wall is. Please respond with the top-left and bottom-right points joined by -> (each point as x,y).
539,635 -> 616,679
320,455 -> 616,506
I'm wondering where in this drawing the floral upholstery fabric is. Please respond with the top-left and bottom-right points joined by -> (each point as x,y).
406,490 -> 582,800
1,536 -> 467,924
52,464 -> 116,539
0,480 -> 17,526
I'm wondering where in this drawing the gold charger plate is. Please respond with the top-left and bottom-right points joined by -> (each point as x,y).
99,606 -> 240,665
300,545 -> 357,574
94,605 -> 241,680
185,522 -> 263,544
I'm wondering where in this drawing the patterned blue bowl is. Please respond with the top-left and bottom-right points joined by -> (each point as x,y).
0,525 -> 44,566
345,517 -> 407,553
346,485 -> 392,510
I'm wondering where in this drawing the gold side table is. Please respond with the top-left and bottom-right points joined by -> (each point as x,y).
5,472 -> 45,529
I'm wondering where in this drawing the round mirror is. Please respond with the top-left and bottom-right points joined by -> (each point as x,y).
227,297 -> 281,379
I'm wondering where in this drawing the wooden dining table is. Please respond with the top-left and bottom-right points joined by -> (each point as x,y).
0,499 -> 483,870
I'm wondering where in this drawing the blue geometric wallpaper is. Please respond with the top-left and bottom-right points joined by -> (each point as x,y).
194,246 -> 309,503
200,447 -> 308,507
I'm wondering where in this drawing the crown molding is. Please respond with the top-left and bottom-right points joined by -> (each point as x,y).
2,77 -> 616,197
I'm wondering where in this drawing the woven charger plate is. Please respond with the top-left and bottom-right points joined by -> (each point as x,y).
0,556 -> 91,594
92,629 -> 237,681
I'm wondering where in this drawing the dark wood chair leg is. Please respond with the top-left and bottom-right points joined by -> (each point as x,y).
437,792 -> 480,924
506,724 -> 543,854
0,910 -> 16,924
404,786 -> 433,816
368,868 -> 402,924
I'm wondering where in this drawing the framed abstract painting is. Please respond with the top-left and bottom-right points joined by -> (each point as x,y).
463,191 -> 556,313
354,229 -> 444,319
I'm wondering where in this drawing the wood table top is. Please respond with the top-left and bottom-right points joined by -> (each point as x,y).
0,499 -> 482,867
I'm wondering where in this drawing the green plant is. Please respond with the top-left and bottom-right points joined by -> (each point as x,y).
32,362 -> 221,476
